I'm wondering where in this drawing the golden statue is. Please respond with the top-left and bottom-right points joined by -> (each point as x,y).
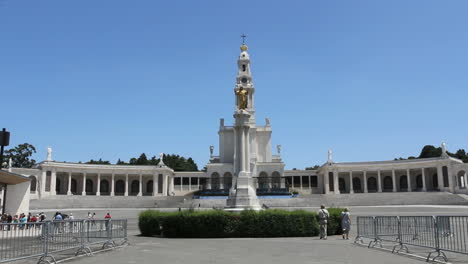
235,87 -> 248,109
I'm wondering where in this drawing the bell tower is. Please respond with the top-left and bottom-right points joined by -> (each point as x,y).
227,35 -> 261,210
234,35 -> 256,123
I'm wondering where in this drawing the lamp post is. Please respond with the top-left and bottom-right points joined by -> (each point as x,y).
0,128 -> 10,214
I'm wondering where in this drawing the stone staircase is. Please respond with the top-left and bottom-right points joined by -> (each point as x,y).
30,195 -> 188,210
31,192 -> 468,210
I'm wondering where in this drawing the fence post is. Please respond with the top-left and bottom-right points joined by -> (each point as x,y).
37,221 -> 56,264
426,216 -> 447,262
392,216 -> 408,253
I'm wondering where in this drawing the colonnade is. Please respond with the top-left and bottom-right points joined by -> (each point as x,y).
38,170 -> 173,197
323,165 -> 465,194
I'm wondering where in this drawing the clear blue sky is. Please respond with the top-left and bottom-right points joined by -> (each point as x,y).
1,1 -> 467,169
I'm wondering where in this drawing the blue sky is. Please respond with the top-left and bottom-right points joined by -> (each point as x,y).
1,1 -> 467,169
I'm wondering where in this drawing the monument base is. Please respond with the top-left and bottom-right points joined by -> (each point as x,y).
225,173 -> 261,210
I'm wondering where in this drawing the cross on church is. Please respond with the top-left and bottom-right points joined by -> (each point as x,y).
241,34 -> 247,44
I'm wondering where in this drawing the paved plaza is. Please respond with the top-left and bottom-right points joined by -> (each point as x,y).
19,206 -> 468,263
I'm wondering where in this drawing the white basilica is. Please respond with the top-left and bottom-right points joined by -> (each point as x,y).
5,43 -> 468,205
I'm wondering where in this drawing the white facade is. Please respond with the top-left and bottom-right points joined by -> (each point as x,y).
7,43 -> 468,202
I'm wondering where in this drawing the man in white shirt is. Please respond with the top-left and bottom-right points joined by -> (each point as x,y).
318,204 -> 329,240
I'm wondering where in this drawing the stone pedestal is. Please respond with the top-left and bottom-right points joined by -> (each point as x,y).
226,172 -> 260,210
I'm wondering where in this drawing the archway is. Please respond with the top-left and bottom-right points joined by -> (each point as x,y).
100,180 -> 109,194
416,175 -> 423,189
71,179 -> 77,194
272,171 -> 281,189
56,178 -> 61,194
432,173 -> 439,189
258,172 -> 269,189
338,178 -> 346,193
131,180 -> 139,195
367,177 -> 377,192
399,175 -> 408,191
383,176 -> 393,191
147,180 -> 153,194
29,176 -> 37,192
115,180 -> 125,195
211,172 -> 220,190
352,177 -> 361,193
85,179 -> 93,194
458,170 -> 466,189
223,172 -> 233,190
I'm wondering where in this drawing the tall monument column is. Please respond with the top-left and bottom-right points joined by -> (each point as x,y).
226,39 -> 260,210
226,109 -> 260,209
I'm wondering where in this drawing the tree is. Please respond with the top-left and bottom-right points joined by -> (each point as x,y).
116,159 -> 127,165
136,153 -> 148,165
419,145 -> 442,159
305,165 -> 321,170
4,143 -> 37,168
86,158 -> 110,164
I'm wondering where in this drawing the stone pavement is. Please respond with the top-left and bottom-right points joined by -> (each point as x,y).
19,206 -> 468,264
68,234 -> 423,264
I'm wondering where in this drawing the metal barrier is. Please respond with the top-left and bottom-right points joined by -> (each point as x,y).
355,215 -> 468,262
0,219 -> 127,264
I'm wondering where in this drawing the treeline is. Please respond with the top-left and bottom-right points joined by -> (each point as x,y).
395,145 -> 468,163
86,153 -> 199,172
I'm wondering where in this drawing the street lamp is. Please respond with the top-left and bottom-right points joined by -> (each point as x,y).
0,128 -> 10,214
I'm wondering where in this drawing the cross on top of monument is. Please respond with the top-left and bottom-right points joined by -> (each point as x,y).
241,34 -> 247,44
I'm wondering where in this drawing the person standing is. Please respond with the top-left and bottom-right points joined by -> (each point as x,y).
341,208 -> 351,240
318,205 -> 329,240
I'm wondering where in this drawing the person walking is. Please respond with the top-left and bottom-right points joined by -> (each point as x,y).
318,204 -> 329,240
341,208 -> 351,240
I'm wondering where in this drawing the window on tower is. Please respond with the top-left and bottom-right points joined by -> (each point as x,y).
242,64 -> 246,72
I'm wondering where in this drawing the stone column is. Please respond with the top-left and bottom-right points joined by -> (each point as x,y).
333,171 -> 340,194
300,175 -> 303,190
349,171 -> 354,194
138,173 -> 142,196
377,170 -> 382,192
406,168 -> 412,192
40,170 -> 47,197
124,174 -> 129,196
447,164 -> 455,192
363,171 -> 368,193
180,177 -> 183,191
392,169 -> 397,192
421,168 -> 427,191
163,175 -> 168,196
82,173 -> 87,196
189,177 -> 192,191
96,173 -> 101,196
152,174 -> 157,197
67,172 -> 72,195
323,171 -> 329,194
110,173 -> 115,196
437,166 -> 444,190
51,169 -> 57,195
170,177 -> 174,195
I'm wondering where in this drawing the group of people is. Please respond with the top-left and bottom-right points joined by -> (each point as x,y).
0,211 -> 113,231
317,205 -> 351,240
0,212 -> 48,231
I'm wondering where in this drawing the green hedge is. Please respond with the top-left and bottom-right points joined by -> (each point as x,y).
139,208 -> 344,238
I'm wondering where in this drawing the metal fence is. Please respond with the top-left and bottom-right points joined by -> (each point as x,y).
0,219 -> 127,264
354,215 -> 468,262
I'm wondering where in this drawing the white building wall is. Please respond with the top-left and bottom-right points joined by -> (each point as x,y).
5,181 -> 30,216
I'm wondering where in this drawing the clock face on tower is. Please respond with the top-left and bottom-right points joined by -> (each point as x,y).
241,77 -> 248,84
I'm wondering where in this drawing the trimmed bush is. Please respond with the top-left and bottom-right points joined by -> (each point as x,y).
138,208 -> 342,238
138,210 -> 176,236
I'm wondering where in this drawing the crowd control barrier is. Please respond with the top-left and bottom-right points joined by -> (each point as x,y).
0,219 -> 127,264
355,215 -> 468,262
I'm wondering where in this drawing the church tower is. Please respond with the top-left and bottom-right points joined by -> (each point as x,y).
206,37 -> 285,210
235,42 -> 256,123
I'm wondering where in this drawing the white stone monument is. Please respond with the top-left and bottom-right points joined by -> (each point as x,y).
46,147 -> 53,161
